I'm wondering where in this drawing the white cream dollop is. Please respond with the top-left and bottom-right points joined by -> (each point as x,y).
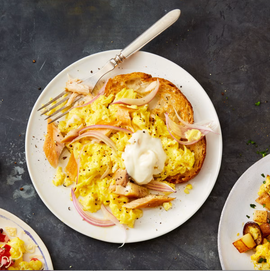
122,130 -> 166,185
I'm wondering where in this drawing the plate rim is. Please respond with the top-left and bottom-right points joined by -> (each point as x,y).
25,49 -> 223,243
0,208 -> 54,270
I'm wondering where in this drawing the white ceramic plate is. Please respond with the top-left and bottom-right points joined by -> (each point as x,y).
25,50 -> 222,243
218,155 -> 270,270
0,208 -> 53,270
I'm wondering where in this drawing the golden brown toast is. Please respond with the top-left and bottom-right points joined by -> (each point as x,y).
104,72 -> 206,184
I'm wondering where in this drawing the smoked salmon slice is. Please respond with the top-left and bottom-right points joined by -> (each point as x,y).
123,194 -> 175,209
65,152 -> 77,183
43,119 -> 65,168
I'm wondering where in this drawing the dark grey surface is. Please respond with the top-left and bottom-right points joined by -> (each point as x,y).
1,0 -> 270,269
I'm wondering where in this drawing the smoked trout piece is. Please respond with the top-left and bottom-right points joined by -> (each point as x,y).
122,194 -> 175,209
43,119 -> 65,168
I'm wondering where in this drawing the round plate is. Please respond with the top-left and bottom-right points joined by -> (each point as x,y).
25,50 -> 222,243
218,155 -> 270,270
0,208 -> 53,270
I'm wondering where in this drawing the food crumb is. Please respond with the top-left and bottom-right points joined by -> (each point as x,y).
32,59 -> 36,63
184,183 -> 193,194
20,187 -> 24,191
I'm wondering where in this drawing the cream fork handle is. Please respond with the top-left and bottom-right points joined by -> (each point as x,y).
111,9 -> 181,65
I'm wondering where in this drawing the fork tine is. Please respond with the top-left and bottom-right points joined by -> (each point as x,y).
45,95 -> 84,123
40,93 -> 71,116
37,90 -> 67,111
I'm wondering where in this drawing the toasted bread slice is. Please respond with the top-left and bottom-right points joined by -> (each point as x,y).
104,72 -> 207,184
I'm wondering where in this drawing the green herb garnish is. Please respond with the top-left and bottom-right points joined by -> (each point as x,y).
246,215 -> 250,219
258,258 -> 266,263
250,204 -> 256,208
255,101 -> 261,106
257,150 -> 268,157
262,173 -> 266,178
247,140 -> 256,145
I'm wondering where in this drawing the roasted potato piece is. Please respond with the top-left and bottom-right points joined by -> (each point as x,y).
233,233 -> 256,253
241,233 -> 257,249
256,192 -> 270,210
253,210 -> 269,224
259,223 -> 270,238
243,222 -> 263,246
233,238 -> 250,253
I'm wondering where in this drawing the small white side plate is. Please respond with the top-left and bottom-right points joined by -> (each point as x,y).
218,155 -> 270,270
0,208 -> 53,270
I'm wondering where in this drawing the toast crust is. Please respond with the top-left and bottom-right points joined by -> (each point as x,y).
104,72 -> 206,184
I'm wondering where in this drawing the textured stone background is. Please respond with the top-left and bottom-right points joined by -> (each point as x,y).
1,0 -> 270,269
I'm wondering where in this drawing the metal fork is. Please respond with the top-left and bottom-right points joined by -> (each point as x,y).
38,9 -> 181,123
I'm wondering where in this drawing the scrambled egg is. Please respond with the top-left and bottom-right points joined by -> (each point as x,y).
184,184 -> 193,194
258,175 -> 270,196
251,239 -> 270,270
7,237 -> 43,270
55,87 -> 195,227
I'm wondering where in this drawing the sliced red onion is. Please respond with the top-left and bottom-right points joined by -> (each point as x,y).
101,204 -> 127,248
79,125 -> 133,135
165,114 -> 189,138
174,108 -> 216,134
112,79 -> 160,106
0,256 -> 11,268
5,257 -> 12,268
71,131 -> 117,152
71,188 -> 115,227
144,81 -> 158,92
165,113 -> 203,146
145,180 -> 176,193
74,79 -> 108,109
100,165 -> 111,179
